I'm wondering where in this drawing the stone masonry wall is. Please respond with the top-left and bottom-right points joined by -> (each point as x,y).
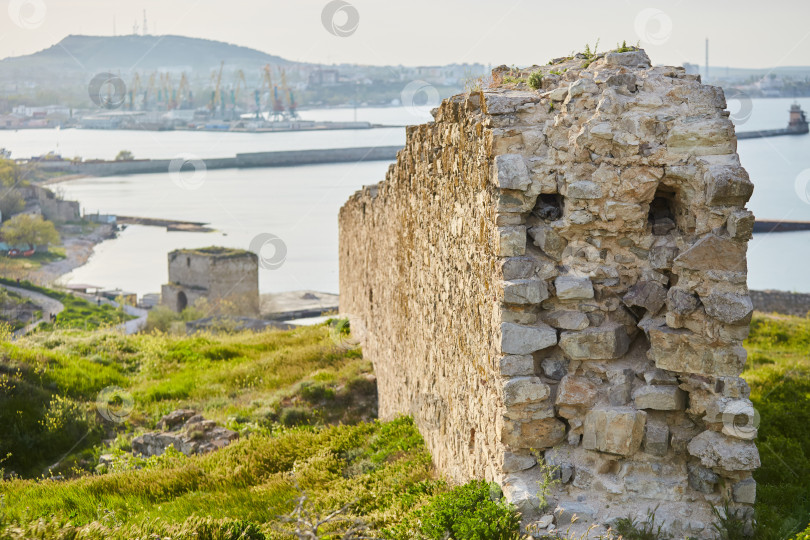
339,49 -> 759,538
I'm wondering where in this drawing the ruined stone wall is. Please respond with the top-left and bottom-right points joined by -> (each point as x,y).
339,49 -> 759,538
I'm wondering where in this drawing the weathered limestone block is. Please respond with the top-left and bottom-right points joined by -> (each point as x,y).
701,291 -> 754,324
555,275 -> 595,300
502,451 -> 537,473
542,310 -> 589,330
673,234 -> 747,273
492,154 -> 532,190
667,288 -> 700,315
503,279 -> 550,305
687,430 -> 761,471
503,377 -> 551,406
503,417 -> 566,449
632,385 -> 686,410
623,280 -> 667,314
500,355 -> 535,377
732,477 -> 757,504
583,407 -> 647,456
666,117 -> 736,156
727,210 -> 755,240
501,256 -> 536,281
501,322 -> 558,355
499,226 -> 527,257
649,327 -> 747,376
559,322 -> 630,360
556,375 -> 598,409
607,368 -> 634,406
705,165 -> 754,206
567,180 -> 602,199
643,421 -> 670,456
529,223 -> 568,261
688,462 -> 720,493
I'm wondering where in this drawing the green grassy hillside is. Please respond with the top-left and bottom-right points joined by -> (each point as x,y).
0,314 -> 808,539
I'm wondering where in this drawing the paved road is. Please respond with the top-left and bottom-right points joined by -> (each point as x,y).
0,284 -> 65,336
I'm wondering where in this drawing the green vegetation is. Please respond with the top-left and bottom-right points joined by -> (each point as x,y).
0,310 -> 808,538
613,40 -> 640,53
613,507 -> 668,540
0,278 -> 132,330
0,214 -> 60,249
744,314 -> 810,539
387,480 -> 521,540
528,71 -> 543,90
114,149 -> 134,161
0,323 -> 522,539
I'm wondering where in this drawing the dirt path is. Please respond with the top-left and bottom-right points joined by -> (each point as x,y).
0,284 -> 65,336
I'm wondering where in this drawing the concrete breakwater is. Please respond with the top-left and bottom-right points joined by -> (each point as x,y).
753,220 -> 810,233
33,145 -> 402,177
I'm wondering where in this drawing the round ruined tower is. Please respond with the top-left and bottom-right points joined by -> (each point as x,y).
339,48 -> 758,537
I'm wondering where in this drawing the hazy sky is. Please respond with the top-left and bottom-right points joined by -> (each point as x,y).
3,0 -> 810,69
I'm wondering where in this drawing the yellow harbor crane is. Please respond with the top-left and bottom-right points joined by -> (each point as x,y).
233,69 -> 246,108
145,72 -> 156,109
280,68 -> 298,119
210,61 -> 225,115
177,73 -> 191,109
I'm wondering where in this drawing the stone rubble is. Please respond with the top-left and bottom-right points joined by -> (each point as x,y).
339,47 -> 758,537
132,409 -> 238,457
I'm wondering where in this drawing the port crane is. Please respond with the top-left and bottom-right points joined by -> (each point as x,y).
209,61 -> 225,116
177,73 -> 191,109
280,68 -> 298,119
261,64 -> 286,122
232,69 -> 247,117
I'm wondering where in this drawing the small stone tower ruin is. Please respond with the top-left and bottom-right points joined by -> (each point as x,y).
339,49 -> 758,537
161,247 -> 259,316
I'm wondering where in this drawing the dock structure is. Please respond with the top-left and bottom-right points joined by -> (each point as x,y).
737,103 -> 809,139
